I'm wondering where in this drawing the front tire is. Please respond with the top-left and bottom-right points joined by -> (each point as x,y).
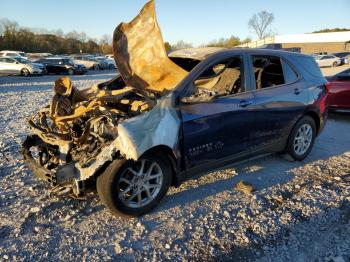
67,68 -> 74,75
97,153 -> 171,217
286,116 -> 316,161
21,68 -> 30,77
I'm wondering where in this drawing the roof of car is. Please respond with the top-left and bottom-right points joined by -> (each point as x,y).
169,47 -> 227,60
169,47 -> 310,61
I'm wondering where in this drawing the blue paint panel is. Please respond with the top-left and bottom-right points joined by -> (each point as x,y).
180,92 -> 255,168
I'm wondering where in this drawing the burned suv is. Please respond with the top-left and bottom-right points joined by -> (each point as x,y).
22,1 -> 328,217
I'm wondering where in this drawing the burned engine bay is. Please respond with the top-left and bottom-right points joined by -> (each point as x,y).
22,0 -> 186,195
23,77 -> 160,192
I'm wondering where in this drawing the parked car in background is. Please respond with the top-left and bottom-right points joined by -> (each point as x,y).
259,43 -> 301,53
35,57 -> 87,75
27,53 -> 52,62
332,52 -> 350,65
326,68 -> 350,110
93,56 -> 110,70
105,54 -> 114,59
0,56 -> 45,76
315,55 -> 341,67
95,56 -> 116,69
313,52 -> 328,56
0,50 -> 28,59
70,55 -> 101,70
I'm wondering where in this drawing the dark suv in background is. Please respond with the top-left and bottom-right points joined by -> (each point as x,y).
35,57 -> 87,75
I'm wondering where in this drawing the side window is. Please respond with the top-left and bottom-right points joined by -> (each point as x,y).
252,55 -> 285,89
6,58 -> 15,63
182,56 -> 243,103
282,60 -> 298,83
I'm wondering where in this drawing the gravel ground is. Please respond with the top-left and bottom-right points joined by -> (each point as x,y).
0,71 -> 349,262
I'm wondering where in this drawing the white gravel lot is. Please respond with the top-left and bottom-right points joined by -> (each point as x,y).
0,71 -> 349,262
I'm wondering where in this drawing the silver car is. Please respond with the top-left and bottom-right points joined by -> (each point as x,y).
95,56 -> 116,69
0,57 -> 45,76
315,55 -> 341,67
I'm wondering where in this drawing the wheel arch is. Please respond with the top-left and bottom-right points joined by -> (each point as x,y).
303,110 -> 320,135
140,145 -> 181,187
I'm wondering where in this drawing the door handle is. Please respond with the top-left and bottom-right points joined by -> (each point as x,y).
239,100 -> 253,107
294,88 -> 301,95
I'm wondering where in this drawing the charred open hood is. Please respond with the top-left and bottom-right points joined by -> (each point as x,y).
113,0 -> 188,94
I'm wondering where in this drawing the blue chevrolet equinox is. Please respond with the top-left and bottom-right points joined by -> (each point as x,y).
23,48 -> 328,216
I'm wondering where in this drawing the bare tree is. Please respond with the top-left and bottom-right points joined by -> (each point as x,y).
248,11 -> 274,39
79,32 -> 87,43
171,40 -> 193,50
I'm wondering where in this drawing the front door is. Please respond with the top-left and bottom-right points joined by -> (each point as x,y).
179,55 -> 255,169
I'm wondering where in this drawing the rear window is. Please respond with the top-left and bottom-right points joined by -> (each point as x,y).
295,56 -> 323,78
282,60 -> 298,83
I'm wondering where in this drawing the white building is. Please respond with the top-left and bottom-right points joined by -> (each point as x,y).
238,31 -> 350,53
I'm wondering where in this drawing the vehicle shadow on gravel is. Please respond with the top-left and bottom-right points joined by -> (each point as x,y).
154,113 -> 350,214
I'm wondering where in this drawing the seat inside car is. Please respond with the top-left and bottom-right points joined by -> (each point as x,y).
253,56 -> 285,89
194,57 -> 242,95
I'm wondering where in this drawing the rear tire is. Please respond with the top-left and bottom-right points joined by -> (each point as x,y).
21,68 -> 30,77
332,62 -> 337,67
67,68 -> 74,75
286,116 -> 316,161
97,153 -> 171,217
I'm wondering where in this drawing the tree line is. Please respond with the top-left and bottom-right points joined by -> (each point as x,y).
0,18 -> 113,54
1,14 -> 348,55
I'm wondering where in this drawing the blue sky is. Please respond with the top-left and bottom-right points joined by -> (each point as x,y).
0,0 -> 349,46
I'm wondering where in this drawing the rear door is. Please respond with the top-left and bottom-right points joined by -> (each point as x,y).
51,59 -> 63,73
179,55 -> 255,169
248,54 -> 307,150
5,58 -> 21,74
0,58 -> 10,73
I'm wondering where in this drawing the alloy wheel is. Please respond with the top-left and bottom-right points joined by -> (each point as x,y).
22,68 -> 30,76
293,123 -> 313,156
117,159 -> 163,208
